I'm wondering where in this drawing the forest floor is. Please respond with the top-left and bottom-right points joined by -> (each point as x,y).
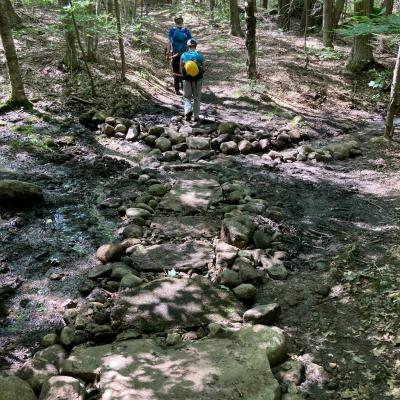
1,4 -> 400,400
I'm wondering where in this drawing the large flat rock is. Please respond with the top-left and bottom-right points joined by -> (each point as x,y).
111,277 -> 244,332
61,330 -> 281,400
158,176 -> 222,213
130,241 -> 214,272
150,216 -> 220,239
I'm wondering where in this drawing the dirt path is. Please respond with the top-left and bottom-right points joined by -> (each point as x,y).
1,5 -> 400,400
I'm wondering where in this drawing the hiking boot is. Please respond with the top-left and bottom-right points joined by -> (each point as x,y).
185,111 -> 193,121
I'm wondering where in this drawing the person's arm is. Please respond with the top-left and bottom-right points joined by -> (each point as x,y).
168,28 -> 175,52
186,28 -> 192,40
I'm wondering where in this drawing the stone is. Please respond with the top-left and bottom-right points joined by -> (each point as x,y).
86,288 -> 112,303
41,333 -> 58,348
19,345 -> 67,392
0,376 -> 37,400
221,215 -> 255,249
111,276 -> 244,332
122,224 -> 143,238
267,263 -> 289,280
101,123 -> 115,136
238,139 -> 253,154
253,230 -> 273,249
211,133 -> 233,150
235,324 -> 287,366
125,207 -> 153,219
116,329 -> 142,341
0,180 -> 43,206
111,264 -> 133,280
243,303 -> 281,324
326,143 -> 350,160
150,216 -> 220,239
172,142 -> 188,152
273,359 -> 304,386
215,240 -> 239,261
187,137 -> 211,150
155,137 -> 172,152
144,135 -> 157,145
115,124 -> 128,134
105,116 -> 116,125
220,141 -> 239,155
130,241 -> 214,272
135,202 -> 154,213
261,256 -> 289,280
125,126 -> 139,141
148,183 -> 169,197
39,376 -> 85,400
219,268 -> 241,288
218,121 -> 237,134
167,128 -> 187,144
238,263 -> 263,284
92,111 -> 107,125
88,263 -> 113,279
159,175 -> 222,213
96,243 -> 123,263
148,126 -> 164,136
281,394 -> 305,400
166,332 -> 181,346
62,336 -> 280,399
60,327 -> 75,347
120,273 -> 143,289
79,110 -> 95,127
241,200 -> 267,214
233,283 -> 257,300
163,150 -> 180,161
259,139 -> 270,151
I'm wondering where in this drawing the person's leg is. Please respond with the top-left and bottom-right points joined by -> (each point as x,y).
172,54 -> 181,94
193,79 -> 202,120
183,80 -> 193,119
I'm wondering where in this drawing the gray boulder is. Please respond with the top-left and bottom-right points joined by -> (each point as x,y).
221,215 -> 255,249
187,137 -> 211,150
155,137 -> 171,152
233,283 -> 257,300
243,303 -> 281,324
220,141 -> 239,155
39,376 -> 85,400
0,180 -> 43,206
0,376 -> 37,400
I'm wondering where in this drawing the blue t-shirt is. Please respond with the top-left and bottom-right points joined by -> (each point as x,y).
181,50 -> 204,81
168,27 -> 192,54
181,50 -> 204,66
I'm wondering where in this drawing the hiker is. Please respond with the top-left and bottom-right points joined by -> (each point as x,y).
180,39 -> 207,122
168,16 -> 192,95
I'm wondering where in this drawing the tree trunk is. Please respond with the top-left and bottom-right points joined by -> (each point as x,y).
210,0 -> 215,21
114,0 -> 126,80
245,0 -> 257,79
59,0 -> 79,70
262,0 -> 268,9
332,0 -> 345,28
384,44 -> 400,138
323,0 -> 334,47
69,0 -> 96,96
278,0 -> 290,31
5,0 -> 22,27
0,0 -> 31,109
382,0 -> 394,15
230,0 -> 243,37
345,0 -> 374,72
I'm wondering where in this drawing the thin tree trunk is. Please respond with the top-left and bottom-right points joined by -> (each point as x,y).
210,0 -> 215,21
345,0 -> 374,72
245,0 -> 257,79
5,0 -> 22,27
278,0 -> 290,31
304,0 -> 309,69
68,0 -> 96,96
332,0 -> 345,28
0,0 -> 31,109
323,0 -> 334,48
114,0 -> 126,80
262,0 -> 268,9
230,0 -> 243,37
382,0 -> 394,15
60,0 -> 79,70
384,44 -> 400,138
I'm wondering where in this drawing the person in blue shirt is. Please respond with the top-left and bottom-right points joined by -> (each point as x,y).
168,16 -> 192,95
180,39 -> 207,122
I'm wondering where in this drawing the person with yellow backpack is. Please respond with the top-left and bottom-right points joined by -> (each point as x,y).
180,39 -> 207,122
